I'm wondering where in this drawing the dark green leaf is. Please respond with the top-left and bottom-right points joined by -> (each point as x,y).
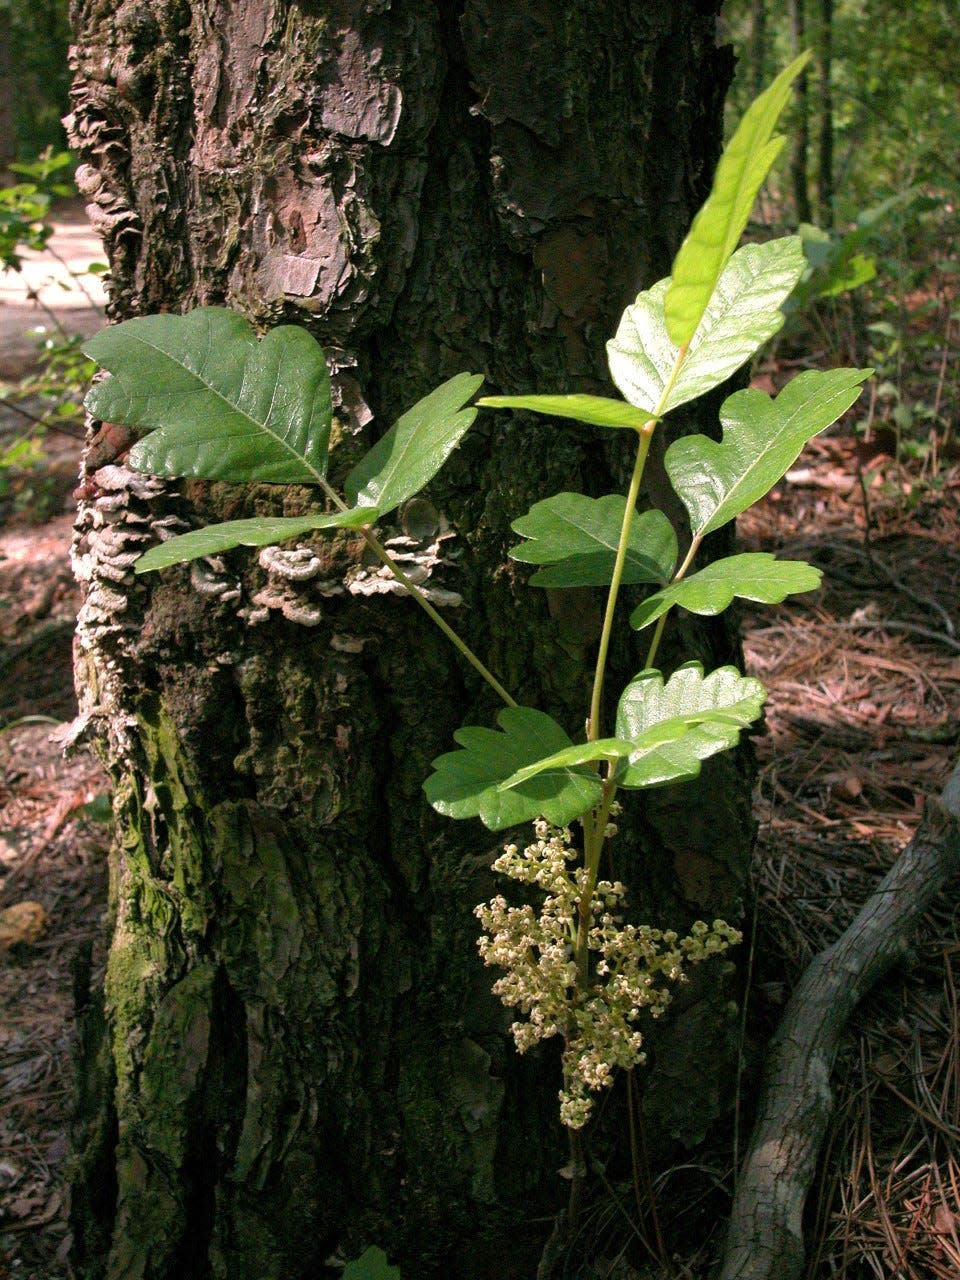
629,554 -> 821,629
343,1247 -> 401,1280
344,373 -> 483,516
423,707 -> 602,831
84,308 -> 333,483
510,495 -> 677,588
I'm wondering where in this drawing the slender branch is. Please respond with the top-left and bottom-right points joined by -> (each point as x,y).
587,426 -> 654,740
643,531 -> 703,670
316,474 -> 517,708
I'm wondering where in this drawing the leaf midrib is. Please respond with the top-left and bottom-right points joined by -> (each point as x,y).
131,331 -> 326,482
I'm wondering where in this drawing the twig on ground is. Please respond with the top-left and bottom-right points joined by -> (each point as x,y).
717,758 -> 960,1280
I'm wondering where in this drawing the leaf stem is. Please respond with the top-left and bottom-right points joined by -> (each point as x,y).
586,345 -> 688,743
317,475 -> 518,709
643,531 -> 703,670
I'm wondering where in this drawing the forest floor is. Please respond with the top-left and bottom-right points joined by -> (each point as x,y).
0,218 -> 959,1279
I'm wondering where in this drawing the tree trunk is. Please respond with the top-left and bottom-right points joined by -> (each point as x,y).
817,0 -> 834,226
789,0 -> 811,224
0,9 -> 14,169
66,4 -> 749,1276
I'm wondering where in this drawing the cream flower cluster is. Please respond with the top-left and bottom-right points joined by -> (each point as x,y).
474,819 -> 741,1129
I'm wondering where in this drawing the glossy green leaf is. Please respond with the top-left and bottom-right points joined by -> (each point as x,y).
84,308 -> 333,483
664,52 -> 812,347
499,738 -> 634,791
629,553 -> 821,630
134,507 -> 376,574
423,707 -> 602,831
343,1247 -> 401,1280
344,373 -> 483,515
510,495 -> 677,588
607,238 -> 805,416
615,664 -> 766,789
666,367 -> 871,539
477,394 -> 654,432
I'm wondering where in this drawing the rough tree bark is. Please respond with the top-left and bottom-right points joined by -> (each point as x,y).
66,4 -> 751,1277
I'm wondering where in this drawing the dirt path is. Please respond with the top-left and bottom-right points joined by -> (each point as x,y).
1,206 -> 108,1279
0,200 -> 106,378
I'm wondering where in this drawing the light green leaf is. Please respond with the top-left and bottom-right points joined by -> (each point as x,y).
343,1247 -> 401,1280
665,367 -> 871,538
423,707 -> 602,831
664,52 -> 812,347
84,308 -> 333,483
344,373 -> 483,515
615,664 -> 766,789
498,738 -> 634,791
134,507 -> 375,574
510,495 -> 677,588
477,394 -> 654,433
629,553 -> 821,630
607,238 -> 805,415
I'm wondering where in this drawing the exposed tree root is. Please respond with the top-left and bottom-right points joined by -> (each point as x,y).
718,759 -> 960,1280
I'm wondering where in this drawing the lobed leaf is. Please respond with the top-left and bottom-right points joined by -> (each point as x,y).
665,367 -> 871,538
423,707 -> 602,831
664,52 -> 812,347
510,495 -> 677,588
344,373 -> 483,516
614,664 -> 766,789
477,393 -> 654,432
84,308 -> 333,484
629,553 -> 821,630
134,507 -> 376,574
607,238 -> 805,416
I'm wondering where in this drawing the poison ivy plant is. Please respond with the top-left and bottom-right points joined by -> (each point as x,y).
81,52 -> 869,1227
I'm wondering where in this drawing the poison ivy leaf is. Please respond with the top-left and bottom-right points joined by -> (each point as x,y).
607,238 -> 805,416
665,367 -> 871,538
629,553 -> 821,630
344,373 -> 483,516
615,664 -> 766,790
134,507 -> 375,574
423,707 -> 602,831
498,738 -> 635,791
84,308 -> 333,484
510,495 -> 677,588
477,394 -> 654,433
664,52 -> 812,347
343,1247 -> 401,1280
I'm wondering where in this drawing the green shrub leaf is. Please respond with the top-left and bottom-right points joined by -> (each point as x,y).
666,367 -> 872,538
423,707 -> 603,831
477,394 -> 654,432
343,1247 -> 401,1280
629,553 -> 821,630
134,507 -> 376,574
344,373 -> 483,516
664,52 -> 811,347
84,308 -> 333,483
510,495 -> 677,588
615,664 -> 766,789
607,238 -> 805,415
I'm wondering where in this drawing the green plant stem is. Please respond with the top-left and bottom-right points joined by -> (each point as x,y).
315,475 -> 517,709
587,425 -> 655,742
643,531 -> 703,670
